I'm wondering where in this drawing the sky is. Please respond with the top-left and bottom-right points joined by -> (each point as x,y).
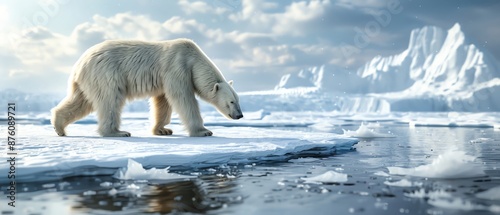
0,0 -> 499,94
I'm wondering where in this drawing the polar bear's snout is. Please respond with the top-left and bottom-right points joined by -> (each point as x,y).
228,104 -> 243,120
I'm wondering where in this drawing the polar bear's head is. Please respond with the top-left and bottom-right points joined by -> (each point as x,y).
211,81 -> 243,120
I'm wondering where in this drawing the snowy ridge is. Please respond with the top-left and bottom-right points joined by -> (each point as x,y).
275,23 -> 500,111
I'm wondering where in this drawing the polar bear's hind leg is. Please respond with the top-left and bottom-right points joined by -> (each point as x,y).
51,84 -> 94,136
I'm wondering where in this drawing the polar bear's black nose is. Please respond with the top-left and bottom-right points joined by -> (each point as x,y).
236,114 -> 243,119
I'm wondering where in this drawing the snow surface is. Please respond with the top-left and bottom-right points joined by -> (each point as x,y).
301,170 -> 348,184
387,151 -> 485,179
0,120 -> 357,182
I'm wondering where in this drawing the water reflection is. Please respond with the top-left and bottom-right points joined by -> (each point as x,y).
71,174 -> 241,214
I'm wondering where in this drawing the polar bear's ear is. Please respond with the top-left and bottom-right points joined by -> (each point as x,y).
213,83 -> 220,92
228,80 -> 233,86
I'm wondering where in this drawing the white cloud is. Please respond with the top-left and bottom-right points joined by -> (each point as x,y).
178,0 -> 229,15
1,1 -> 380,93
273,0 -> 330,36
0,5 -> 9,28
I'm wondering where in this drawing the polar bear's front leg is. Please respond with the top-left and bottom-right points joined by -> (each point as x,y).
151,95 -> 173,135
166,90 -> 212,137
96,97 -> 131,137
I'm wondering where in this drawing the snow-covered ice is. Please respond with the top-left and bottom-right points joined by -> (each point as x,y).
0,120 -> 357,182
387,151 -> 485,179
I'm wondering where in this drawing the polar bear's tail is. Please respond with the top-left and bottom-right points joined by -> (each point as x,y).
51,83 -> 94,136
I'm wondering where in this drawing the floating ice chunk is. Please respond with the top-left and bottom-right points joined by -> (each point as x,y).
302,170 -> 348,184
113,159 -> 194,180
476,186 -> 500,200
387,151 -> 485,179
384,179 -> 422,187
343,123 -> 394,138
469,138 -> 494,143
374,171 -> 390,177
108,188 -> 118,196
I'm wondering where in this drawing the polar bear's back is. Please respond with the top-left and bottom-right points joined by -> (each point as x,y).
71,39 -> 194,99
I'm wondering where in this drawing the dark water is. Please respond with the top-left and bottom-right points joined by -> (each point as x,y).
2,123 -> 500,215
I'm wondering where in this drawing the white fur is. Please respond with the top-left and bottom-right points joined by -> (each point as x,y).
51,38 -> 242,137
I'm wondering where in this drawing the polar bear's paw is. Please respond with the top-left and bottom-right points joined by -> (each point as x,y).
54,127 -> 66,136
190,129 -> 213,137
102,131 -> 131,137
154,127 -> 173,135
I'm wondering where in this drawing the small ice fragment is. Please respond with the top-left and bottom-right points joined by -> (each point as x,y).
208,168 -> 217,172
113,159 -> 194,180
343,123 -> 394,138
127,184 -> 140,190
227,174 -> 236,179
190,172 -> 202,176
374,171 -> 390,177
387,151 -> 485,179
100,182 -> 113,187
302,170 -> 348,184
384,179 -> 415,187
42,183 -> 56,188
244,165 -> 253,168
320,187 -> 330,193
469,138 -> 494,143
476,186 -> 500,200
108,188 -> 118,196
83,190 -> 97,196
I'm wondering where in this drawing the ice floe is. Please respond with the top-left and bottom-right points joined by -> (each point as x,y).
387,151 -> 485,179
0,122 -> 357,182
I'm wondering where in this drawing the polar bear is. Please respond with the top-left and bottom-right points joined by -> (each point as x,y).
51,39 -> 243,137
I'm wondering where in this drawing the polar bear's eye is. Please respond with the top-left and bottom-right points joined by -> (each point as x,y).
230,101 -> 234,104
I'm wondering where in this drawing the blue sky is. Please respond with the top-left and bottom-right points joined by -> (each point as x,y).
1,0 -> 499,94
